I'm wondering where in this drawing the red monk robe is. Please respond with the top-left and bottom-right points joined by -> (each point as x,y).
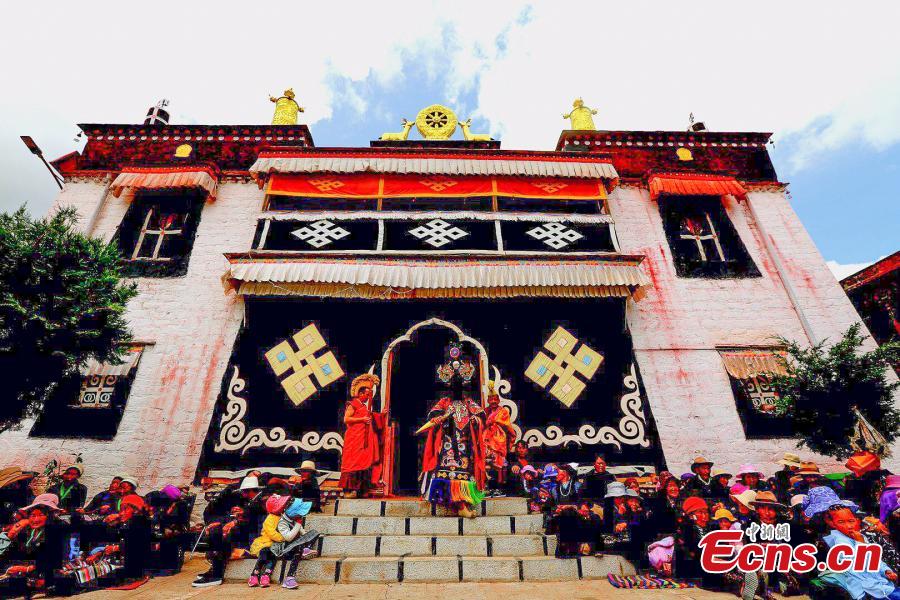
339,374 -> 385,496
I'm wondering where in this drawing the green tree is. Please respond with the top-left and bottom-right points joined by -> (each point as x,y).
0,207 -> 137,432
771,323 -> 900,459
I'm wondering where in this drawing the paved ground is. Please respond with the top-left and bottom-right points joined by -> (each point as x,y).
72,557 -> 807,599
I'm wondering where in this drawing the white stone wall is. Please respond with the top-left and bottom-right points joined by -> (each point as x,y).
0,179 -> 259,495
611,185 -> 898,477
2,177 -> 893,497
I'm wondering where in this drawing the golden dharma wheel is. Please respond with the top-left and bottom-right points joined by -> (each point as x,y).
415,104 -> 458,140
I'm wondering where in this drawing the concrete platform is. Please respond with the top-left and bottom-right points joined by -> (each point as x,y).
225,554 -> 637,583
320,534 -> 548,557
306,513 -> 543,536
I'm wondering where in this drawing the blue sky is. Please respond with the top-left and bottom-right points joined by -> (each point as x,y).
1,1 -> 897,278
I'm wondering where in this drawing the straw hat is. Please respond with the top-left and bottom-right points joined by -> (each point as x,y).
714,508 -> 737,522
712,468 -> 732,479
295,460 -> 318,473
751,491 -> 787,510
778,453 -> 803,468
796,461 -> 823,477
790,494 -> 807,508
690,456 -> 713,472
0,468 -> 34,490
732,489 -> 757,511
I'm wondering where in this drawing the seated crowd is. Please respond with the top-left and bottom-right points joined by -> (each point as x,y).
4,448 -> 900,598
504,447 -> 900,599
0,460 -> 324,595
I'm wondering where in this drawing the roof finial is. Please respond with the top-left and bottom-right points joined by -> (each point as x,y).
563,97 -> 598,131
269,88 -> 304,125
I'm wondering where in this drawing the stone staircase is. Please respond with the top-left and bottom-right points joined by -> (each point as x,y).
225,497 -> 636,583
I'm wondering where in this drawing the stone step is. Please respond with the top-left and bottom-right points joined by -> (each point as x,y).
225,554 -> 636,584
318,534 -> 551,557
328,497 -> 529,517
305,513 -> 544,536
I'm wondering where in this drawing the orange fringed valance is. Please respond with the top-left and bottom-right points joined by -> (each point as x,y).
266,173 -> 606,200
719,350 -> 788,380
648,173 -> 747,201
110,167 -> 218,200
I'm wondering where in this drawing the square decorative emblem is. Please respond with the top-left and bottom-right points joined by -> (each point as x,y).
525,326 -> 603,407
291,220 -> 351,248
526,222 -> 584,249
264,323 -> 344,405
408,219 -> 469,248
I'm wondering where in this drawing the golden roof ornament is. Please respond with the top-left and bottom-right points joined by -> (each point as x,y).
379,118 -> 415,141
563,97 -> 598,131
269,88 -> 304,125
459,118 -> 492,141
415,104 -> 458,140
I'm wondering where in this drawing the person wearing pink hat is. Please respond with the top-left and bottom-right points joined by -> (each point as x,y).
247,494 -> 292,587
2,494 -> 67,595
736,464 -> 771,492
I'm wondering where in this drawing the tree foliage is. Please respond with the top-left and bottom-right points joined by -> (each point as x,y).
0,207 -> 137,432
771,323 -> 900,459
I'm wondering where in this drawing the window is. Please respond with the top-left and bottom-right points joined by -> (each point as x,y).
719,348 -> 792,438
267,196 -> 378,211
380,196 -> 492,212
30,345 -> 146,440
497,196 -> 604,215
658,196 -> 760,278
115,191 -> 205,277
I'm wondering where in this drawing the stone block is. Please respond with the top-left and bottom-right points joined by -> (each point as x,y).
461,557 -> 520,581
339,557 -> 399,583
435,535 -> 487,556
379,535 -> 432,556
513,514 -> 544,534
462,516 -> 512,535
490,534 -> 544,556
224,558 -> 337,583
335,499 -> 382,516
483,497 -> 529,516
520,556 -> 579,581
384,500 -> 431,517
408,516 -> 460,535
354,516 -> 407,536
305,515 -> 353,535
320,535 -> 377,557
580,554 -> 637,579
401,557 -> 460,582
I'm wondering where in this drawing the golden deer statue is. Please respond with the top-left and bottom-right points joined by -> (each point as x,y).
379,118 -> 414,141
459,118 -> 492,141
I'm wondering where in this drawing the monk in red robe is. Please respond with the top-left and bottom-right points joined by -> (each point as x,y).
483,382 -> 516,490
339,374 -> 385,498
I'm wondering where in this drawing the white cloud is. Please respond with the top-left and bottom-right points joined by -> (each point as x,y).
826,259 -> 879,281
3,1 -> 900,215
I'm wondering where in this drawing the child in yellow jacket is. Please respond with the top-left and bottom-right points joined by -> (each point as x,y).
247,495 -> 290,587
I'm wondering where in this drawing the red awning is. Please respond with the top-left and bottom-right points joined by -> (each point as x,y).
648,173 -> 747,201
267,173 -> 606,200
110,167 -> 218,200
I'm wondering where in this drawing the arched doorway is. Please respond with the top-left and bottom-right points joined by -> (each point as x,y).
378,319 -> 486,495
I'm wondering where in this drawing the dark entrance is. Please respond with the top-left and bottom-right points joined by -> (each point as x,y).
387,325 -> 481,494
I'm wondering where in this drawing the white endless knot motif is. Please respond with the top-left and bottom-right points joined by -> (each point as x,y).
526,222 -> 583,249
408,219 -> 469,248
291,220 -> 351,248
